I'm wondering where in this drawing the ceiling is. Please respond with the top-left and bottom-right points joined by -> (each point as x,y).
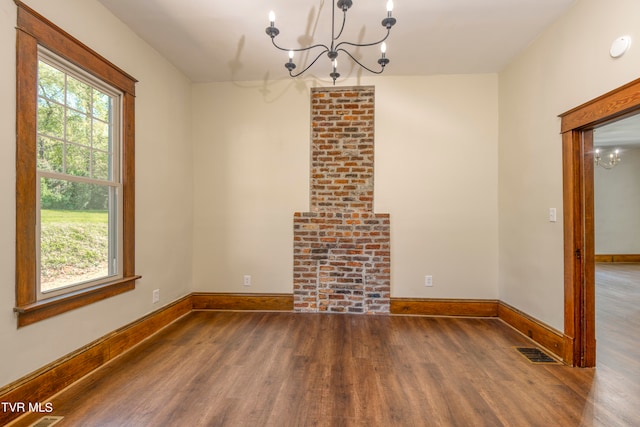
595,114 -> 640,148
97,0 -> 576,83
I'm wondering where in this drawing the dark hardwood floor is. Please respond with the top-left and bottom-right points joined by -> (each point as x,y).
10,266 -> 640,426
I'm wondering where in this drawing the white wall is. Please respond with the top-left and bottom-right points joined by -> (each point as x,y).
595,146 -> 640,253
191,74 -> 499,300
499,0 -> 640,330
0,0 -> 193,386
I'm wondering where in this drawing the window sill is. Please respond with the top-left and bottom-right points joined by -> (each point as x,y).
14,275 -> 141,327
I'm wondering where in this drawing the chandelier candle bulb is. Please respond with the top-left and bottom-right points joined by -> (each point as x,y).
269,11 -> 275,27
378,42 -> 390,67
329,58 -> 340,84
285,49 -> 296,71
387,0 -> 394,15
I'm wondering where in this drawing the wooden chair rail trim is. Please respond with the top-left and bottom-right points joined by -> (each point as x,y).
0,293 -> 569,426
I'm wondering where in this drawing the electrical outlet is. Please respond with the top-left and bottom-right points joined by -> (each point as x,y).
243,275 -> 251,286
425,275 -> 433,287
152,289 -> 160,303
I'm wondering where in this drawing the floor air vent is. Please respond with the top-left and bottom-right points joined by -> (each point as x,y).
515,347 -> 558,364
28,416 -> 64,427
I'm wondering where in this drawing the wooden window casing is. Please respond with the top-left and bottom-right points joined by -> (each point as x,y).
14,2 -> 140,327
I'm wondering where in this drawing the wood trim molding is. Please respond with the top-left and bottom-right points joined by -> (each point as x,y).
563,335 -> 576,366
559,76 -> 640,133
15,27 -> 38,309
498,301 -> 566,362
15,277 -> 140,328
15,1 -> 137,95
594,254 -> 640,263
0,295 -> 192,426
390,298 -> 499,317
561,128 -> 586,367
559,77 -> 640,367
192,293 -> 294,311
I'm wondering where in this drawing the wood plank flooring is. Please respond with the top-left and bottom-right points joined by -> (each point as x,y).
596,263 -> 640,366
10,265 -> 640,426
592,263 -> 640,427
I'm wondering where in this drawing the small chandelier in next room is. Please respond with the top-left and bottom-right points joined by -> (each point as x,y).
594,148 -> 622,170
265,1 -> 397,84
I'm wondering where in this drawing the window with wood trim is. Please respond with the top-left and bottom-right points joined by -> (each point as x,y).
15,2 -> 140,327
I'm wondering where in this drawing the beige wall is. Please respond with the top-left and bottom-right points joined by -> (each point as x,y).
0,0 -> 194,386
191,80 -> 309,294
499,0 -> 640,330
594,146 -> 640,254
191,74 -> 499,300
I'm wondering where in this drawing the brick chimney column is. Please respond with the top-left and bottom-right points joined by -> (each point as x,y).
293,86 -> 390,314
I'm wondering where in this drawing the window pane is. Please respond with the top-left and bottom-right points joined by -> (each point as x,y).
40,178 -> 112,293
37,136 -> 64,173
92,150 -> 110,180
30,54 -> 124,308
38,61 -> 65,103
66,143 -> 91,177
93,89 -> 111,122
67,109 -> 91,146
37,98 -> 64,139
66,75 -> 91,114
93,119 -> 110,151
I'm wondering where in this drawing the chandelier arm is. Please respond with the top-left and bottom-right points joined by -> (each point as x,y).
271,37 -> 329,54
337,48 -> 385,74
596,163 -> 615,170
335,29 -> 391,51
289,49 -> 330,78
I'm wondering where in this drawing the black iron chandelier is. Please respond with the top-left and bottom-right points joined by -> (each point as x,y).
265,0 -> 397,84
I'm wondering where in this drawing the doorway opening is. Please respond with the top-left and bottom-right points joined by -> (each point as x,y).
593,115 -> 640,367
560,77 -> 640,367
